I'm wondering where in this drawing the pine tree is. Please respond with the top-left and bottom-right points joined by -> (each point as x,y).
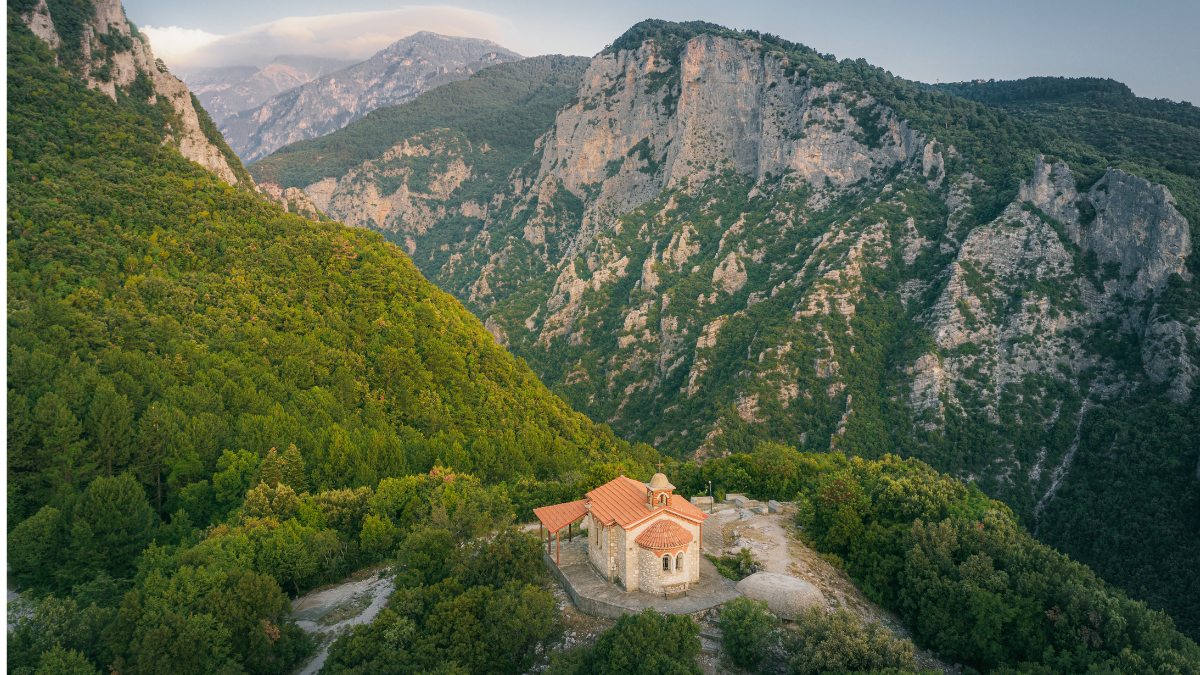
34,393 -> 92,487
280,444 -> 308,493
88,382 -> 134,477
260,447 -> 283,488
137,404 -> 181,514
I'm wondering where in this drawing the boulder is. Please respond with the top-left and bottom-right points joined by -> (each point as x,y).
735,572 -> 824,620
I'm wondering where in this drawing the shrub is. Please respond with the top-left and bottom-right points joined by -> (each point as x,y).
719,597 -> 777,669
786,607 -> 916,675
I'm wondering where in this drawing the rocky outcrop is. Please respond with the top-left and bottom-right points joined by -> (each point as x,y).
1080,169 -> 1191,296
21,0 -> 59,50
258,182 -> 326,221
21,0 -> 242,186
535,34 -> 921,259
1019,155 -> 1191,297
221,33 -> 522,163
306,131 -> 478,232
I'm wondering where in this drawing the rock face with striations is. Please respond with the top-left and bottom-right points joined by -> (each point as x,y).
19,0 -> 243,186
536,34 -> 920,259
220,32 -> 523,164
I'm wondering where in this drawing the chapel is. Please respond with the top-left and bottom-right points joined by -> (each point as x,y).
534,473 -> 707,595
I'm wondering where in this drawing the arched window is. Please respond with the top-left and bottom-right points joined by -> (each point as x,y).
658,494 -> 668,505
676,553 -> 684,572
662,555 -> 671,571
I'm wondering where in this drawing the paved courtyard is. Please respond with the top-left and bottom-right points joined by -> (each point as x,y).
545,538 -> 741,619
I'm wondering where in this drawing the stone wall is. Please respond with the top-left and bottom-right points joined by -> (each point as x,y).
620,513 -> 702,592
637,546 -> 692,595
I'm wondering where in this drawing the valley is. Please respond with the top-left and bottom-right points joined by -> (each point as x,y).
6,4 -> 1199,675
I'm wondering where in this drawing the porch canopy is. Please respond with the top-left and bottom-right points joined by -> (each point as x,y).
533,499 -> 589,534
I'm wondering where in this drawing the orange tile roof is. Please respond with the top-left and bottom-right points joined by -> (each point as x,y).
533,499 -> 589,533
635,519 -> 693,550
585,475 -> 707,529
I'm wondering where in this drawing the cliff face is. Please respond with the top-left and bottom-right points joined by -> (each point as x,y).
219,32 -> 523,164
536,35 -> 920,258
20,0 -> 244,186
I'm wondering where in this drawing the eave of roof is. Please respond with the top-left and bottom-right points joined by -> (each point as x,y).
532,498 -> 589,533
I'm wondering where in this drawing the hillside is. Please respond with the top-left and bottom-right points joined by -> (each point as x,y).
254,20 -> 1200,639
7,6 -> 652,670
933,76 -> 1200,180
219,32 -> 524,164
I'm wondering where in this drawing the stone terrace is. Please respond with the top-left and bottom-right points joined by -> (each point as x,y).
544,538 -> 740,619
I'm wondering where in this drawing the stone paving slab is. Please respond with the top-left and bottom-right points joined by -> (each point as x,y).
545,539 -> 741,619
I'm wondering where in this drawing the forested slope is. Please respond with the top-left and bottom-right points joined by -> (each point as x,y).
5,12 -> 651,674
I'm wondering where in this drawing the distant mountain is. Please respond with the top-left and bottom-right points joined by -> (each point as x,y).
177,64 -> 259,95
220,32 -> 523,164
190,55 -> 359,124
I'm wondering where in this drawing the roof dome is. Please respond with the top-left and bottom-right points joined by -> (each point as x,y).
648,473 -> 675,490
635,519 -> 693,550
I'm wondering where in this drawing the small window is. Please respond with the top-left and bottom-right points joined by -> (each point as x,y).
676,553 -> 684,572
659,494 -> 668,505
662,555 -> 671,571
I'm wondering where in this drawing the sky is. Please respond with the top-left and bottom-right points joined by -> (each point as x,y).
126,0 -> 1200,103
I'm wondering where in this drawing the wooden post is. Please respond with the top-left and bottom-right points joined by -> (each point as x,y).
556,530 -> 560,566
540,523 -> 545,555
569,522 -> 572,542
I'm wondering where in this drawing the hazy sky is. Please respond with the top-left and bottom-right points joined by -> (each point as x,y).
126,0 -> 1200,103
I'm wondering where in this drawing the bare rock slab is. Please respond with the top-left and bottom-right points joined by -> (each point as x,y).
735,572 -> 824,620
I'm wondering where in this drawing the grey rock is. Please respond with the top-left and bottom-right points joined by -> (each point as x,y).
1081,169 -> 1192,297
1141,317 -> 1199,403
1018,155 -> 1079,225
735,572 -> 824,619
768,500 -> 782,514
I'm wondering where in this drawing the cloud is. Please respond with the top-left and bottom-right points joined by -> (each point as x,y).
146,6 -> 513,70
140,25 -> 223,65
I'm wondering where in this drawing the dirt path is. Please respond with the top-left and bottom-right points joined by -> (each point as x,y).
289,571 -> 395,675
705,504 -> 955,674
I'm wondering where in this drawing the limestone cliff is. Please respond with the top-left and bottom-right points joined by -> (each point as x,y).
20,0 -> 244,186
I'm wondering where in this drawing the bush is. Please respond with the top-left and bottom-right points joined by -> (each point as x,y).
707,547 -> 760,581
719,597 -> 777,669
547,609 -> 702,675
786,607 -> 916,675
